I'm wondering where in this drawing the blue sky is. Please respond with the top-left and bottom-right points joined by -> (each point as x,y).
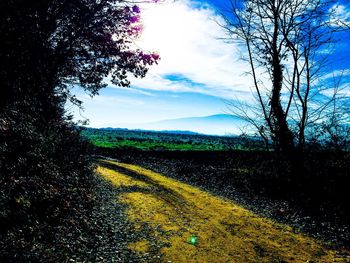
70,0 -> 350,133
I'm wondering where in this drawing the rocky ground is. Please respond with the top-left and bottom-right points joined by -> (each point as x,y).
61,175 -> 156,262
0,173 -> 146,262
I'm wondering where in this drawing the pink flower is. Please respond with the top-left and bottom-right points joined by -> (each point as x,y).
129,16 -> 140,23
141,53 -> 151,60
132,25 -> 143,32
151,53 -> 160,60
127,25 -> 143,36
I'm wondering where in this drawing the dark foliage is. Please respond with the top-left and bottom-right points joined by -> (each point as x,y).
0,0 -> 157,260
0,120 -> 94,261
0,0 -> 158,109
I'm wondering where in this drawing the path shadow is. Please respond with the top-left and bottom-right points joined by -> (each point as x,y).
98,160 -> 190,213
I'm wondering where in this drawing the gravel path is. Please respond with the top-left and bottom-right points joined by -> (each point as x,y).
106,152 -> 349,249
95,159 -> 350,262
58,175 -> 141,262
77,171 -> 165,262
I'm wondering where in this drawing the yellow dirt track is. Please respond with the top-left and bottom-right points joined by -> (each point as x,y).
97,159 -> 349,263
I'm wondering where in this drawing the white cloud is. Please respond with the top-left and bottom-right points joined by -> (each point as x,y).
320,82 -> 350,98
329,3 -> 350,26
117,0 -> 254,100
334,4 -> 350,20
320,69 -> 350,81
71,0 -> 350,130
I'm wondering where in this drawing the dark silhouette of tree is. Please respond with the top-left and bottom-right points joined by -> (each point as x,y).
223,0 -> 342,153
0,0 -> 158,260
0,0 -> 158,113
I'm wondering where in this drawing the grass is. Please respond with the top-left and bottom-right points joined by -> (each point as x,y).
92,139 -> 224,150
81,128 -> 263,151
97,160 -> 349,262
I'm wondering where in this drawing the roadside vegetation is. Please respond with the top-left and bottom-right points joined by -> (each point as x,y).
0,0 -> 157,261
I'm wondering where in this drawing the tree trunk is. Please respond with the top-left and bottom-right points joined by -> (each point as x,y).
270,7 -> 294,154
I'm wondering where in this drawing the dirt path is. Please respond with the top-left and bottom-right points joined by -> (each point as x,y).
97,159 -> 349,262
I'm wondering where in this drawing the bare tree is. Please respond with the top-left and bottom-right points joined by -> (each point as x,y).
307,71 -> 350,150
222,0 -> 342,153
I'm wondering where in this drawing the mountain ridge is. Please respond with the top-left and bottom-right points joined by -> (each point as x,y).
97,114 -> 247,136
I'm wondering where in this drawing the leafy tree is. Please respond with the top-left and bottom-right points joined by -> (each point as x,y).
0,0 -> 158,260
0,0 -> 158,112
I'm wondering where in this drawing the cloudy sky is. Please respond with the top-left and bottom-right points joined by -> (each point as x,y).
70,0 -> 350,132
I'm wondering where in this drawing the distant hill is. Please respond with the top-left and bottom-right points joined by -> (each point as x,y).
98,114 -> 248,136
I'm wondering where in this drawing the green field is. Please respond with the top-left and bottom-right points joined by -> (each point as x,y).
81,128 -> 264,151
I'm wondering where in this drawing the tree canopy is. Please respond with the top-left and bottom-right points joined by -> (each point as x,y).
0,1 -> 159,260
0,0 -> 159,114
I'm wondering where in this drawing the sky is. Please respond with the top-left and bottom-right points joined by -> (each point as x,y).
70,0 -> 350,134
